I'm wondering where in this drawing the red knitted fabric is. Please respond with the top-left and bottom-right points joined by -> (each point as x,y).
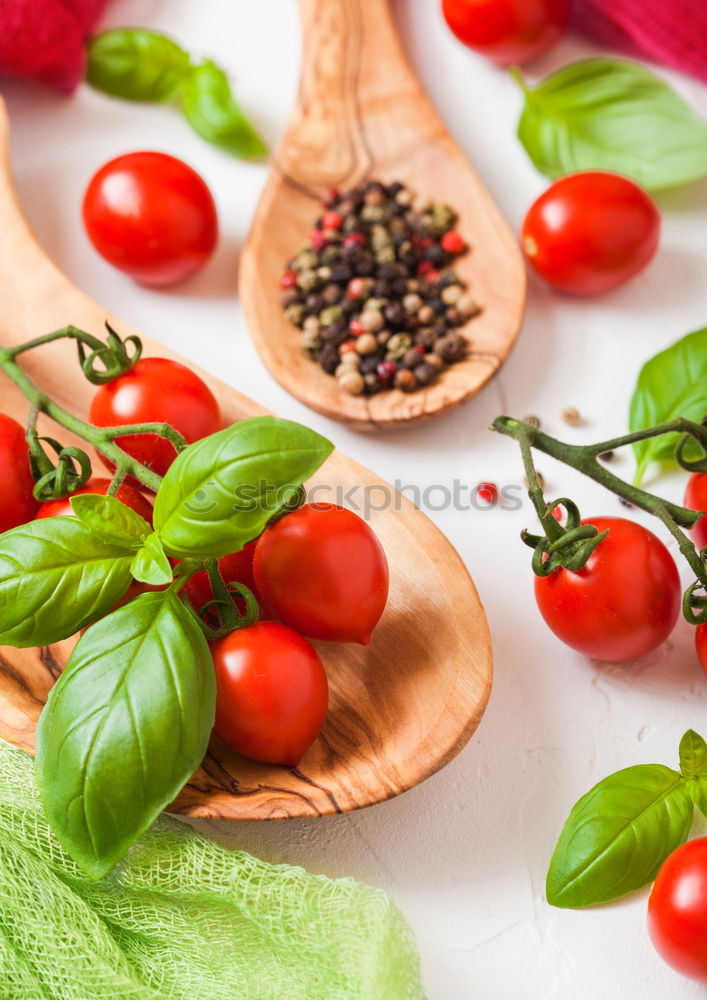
0,0 -> 110,93
572,0 -> 707,84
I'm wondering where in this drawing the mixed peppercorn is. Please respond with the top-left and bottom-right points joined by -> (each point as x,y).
280,180 -> 481,396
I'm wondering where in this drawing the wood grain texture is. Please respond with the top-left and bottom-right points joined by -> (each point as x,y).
0,99 -> 492,820
240,0 -> 526,430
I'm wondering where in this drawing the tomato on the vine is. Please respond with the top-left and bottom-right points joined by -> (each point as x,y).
522,172 -> 660,295
253,503 -> 389,644
184,541 -> 259,618
89,357 -> 221,479
82,151 -> 218,286
210,621 -> 329,766
442,0 -> 568,65
535,517 -> 680,661
685,473 -> 707,551
36,477 -> 153,522
648,838 -> 707,983
0,413 -> 39,532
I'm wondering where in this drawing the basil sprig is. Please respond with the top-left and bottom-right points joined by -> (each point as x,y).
36,589 -> 214,879
0,414 -> 333,875
86,28 -> 267,160
629,327 -> 707,485
547,730 -> 707,909
514,59 -> 707,191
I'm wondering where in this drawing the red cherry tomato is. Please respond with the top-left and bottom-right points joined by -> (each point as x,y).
0,414 -> 39,532
184,541 -> 259,617
253,503 -> 389,645
522,172 -> 660,295
442,0 -> 568,66
210,622 -> 329,766
89,357 -> 221,479
685,473 -> 707,551
697,625 -> 707,675
36,477 -> 153,523
648,838 -> 707,983
535,517 -> 680,661
82,151 -> 218,286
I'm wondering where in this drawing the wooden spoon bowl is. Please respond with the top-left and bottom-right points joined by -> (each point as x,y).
240,0 -> 526,430
0,101 -> 492,820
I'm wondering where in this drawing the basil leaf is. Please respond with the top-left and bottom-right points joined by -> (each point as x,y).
130,533 -> 173,586
0,518 -> 133,647
679,729 -> 707,778
546,764 -> 694,908
86,29 -> 190,103
179,60 -> 267,159
36,588 -> 214,878
70,493 -> 151,550
154,417 -> 333,559
515,59 -> 707,191
629,327 -> 707,485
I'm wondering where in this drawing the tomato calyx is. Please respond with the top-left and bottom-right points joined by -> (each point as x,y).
28,430 -> 93,502
521,497 -> 609,575
182,557 -> 261,641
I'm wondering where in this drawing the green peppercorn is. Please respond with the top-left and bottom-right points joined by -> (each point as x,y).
319,304 -> 344,327
294,250 -> 319,271
360,309 -> 384,333
297,269 -> 320,293
375,246 -> 396,265
285,303 -> 306,327
361,205 -> 385,223
386,333 -> 412,360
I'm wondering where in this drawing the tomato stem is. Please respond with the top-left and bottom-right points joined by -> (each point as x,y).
492,415 -> 707,624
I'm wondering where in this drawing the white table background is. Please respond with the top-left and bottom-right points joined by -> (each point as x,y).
4,2 -> 707,997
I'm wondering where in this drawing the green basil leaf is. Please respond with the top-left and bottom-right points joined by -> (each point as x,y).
179,60 -> 267,159
36,588 -> 214,878
70,493 -> 151,550
688,776 -> 707,818
130,533 -> 173,586
514,59 -> 707,191
86,28 -> 190,103
629,327 -> 707,485
153,417 -> 333,560
0,518 -> 134,647
546,764 -> 694,908
679,729 -> 707,778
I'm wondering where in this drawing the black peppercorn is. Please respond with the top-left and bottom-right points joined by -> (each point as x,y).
414,362 -> 436,386
318,343 -> 341,375
329,263 -> 353,283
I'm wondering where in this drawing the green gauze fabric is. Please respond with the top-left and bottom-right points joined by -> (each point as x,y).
0,740 -> 425,1000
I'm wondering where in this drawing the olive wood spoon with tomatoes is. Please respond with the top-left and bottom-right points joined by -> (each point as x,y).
240,0 -> 526,430
0,98 -> 492,821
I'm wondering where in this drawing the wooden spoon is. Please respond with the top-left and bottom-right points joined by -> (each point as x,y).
0,100 -> 492,820
241,0 -> 526,430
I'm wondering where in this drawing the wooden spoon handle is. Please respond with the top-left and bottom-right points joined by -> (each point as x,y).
278,0 -> 422,191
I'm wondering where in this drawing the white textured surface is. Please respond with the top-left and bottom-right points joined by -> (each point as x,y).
4,2 -> 707,996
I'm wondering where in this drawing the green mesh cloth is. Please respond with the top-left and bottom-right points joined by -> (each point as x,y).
0,740 -> 424,1000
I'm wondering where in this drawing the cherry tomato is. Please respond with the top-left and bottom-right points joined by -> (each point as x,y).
0,414 -> 39,532
36,477 -> 153,523
685,473 -> 707,551
697,625 -> 707,675
184,541 -> 259,617
210,622 -> 329,766
442,0 -> 568,66
253,503 -> 389,645
82,151 -> 218,286
89,358 -> 221,479
535,517 -> 680,661
522,172 -> 660,295
648,838 -> 707,983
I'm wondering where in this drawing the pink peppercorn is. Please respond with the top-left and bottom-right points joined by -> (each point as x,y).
441,230 -> 466,254
323,187 -> 340,207
280,269 -> 298,290
343,232 -> 366,249
349,318 -> 365,336
417,260 -> 435,277
339,340 -> 358,355
310,230 -> 329,252
476,482 -> 499,505
347,277 -> 366,299
322,210 -> 343,231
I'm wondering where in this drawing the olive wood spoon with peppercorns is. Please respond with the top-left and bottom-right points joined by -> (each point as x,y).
0,97 -> 492,820
240,0 -> 526,430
